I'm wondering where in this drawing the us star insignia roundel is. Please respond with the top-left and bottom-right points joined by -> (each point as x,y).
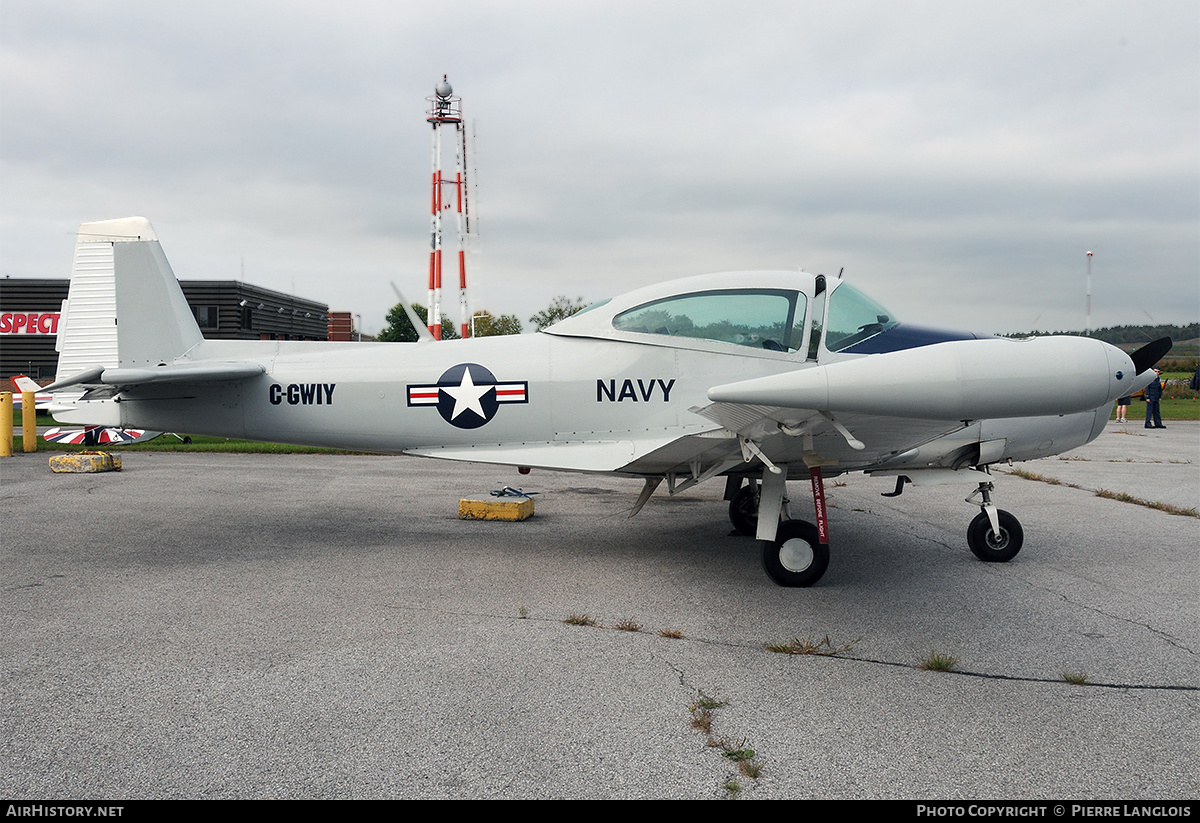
407,363 -> 528,429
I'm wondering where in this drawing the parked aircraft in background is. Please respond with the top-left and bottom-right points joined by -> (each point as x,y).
9,375 -> 52,409
10,373 -> 159,446
41,426 -> 157,446
42,217 -> 1169,586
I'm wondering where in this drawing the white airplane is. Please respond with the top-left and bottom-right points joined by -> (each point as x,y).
42,217 -> 1169,586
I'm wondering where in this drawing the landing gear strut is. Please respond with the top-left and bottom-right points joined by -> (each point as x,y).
966,481 -> 1023,562
728,481 -> 759,537
740,464 -> 831,588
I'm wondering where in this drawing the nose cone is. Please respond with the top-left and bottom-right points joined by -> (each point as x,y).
1109,342 -> 1161,395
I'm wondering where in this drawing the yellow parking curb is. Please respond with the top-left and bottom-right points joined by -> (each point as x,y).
49,452 -> 122,473
458,496 -> 534,521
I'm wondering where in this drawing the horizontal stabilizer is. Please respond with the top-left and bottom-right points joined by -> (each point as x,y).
42,362 -> 265,392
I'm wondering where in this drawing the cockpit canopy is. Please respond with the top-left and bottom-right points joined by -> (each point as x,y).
543,270 -> 911,358
612,288 -> 805,352
543,270 -> 985,360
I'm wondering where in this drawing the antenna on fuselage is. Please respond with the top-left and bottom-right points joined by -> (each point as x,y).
390,281 -> 435,343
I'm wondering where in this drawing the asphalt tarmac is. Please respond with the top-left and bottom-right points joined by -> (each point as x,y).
2,421 -> 1196,799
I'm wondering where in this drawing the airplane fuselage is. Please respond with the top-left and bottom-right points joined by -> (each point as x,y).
86,331 -> 1110,477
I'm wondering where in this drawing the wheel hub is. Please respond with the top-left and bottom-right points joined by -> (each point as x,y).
779,538 -> 814,572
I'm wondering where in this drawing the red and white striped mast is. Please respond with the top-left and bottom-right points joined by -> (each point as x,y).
426,75 -> 472,339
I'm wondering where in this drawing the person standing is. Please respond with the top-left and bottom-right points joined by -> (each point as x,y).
1115,393 -> 1132,423
1144,368 -> 1165,429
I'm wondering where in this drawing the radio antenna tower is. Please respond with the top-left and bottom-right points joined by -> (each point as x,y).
1085,250 -> 1093,336
426,75 -> 472,339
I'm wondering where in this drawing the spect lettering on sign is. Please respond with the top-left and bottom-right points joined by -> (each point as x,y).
0,312 -> 60,335
407,363 -> 528,429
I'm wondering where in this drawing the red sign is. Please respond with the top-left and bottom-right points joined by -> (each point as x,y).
0,312 -> 60,335
810,466 -> 829,545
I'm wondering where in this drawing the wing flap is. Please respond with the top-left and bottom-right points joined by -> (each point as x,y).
405,439 -> 645,473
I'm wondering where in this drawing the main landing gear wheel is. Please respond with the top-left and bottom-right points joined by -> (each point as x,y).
762,520 -> 829,587
729,484 -> 759,537
967,510 -> 1023,562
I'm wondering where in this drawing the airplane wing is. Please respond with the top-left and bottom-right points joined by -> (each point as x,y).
621,403 -> 967,478
405,436 -> 685,473
407,403 -> 966,481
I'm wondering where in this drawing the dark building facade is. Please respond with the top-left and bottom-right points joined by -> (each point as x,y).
1,278 -> 330,380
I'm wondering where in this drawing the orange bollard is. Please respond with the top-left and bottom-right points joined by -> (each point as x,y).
0,393 -> 12,457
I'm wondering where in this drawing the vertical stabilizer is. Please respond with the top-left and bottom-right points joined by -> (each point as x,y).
56,217 -> 203,385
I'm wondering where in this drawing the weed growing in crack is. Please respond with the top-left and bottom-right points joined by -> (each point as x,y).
690,707 -> 715,736
1095,489 -> 1198,518
919,651 -> 957,672
688,693 -> 764,792
764,635 -> 860,655
563,614 -> 599,627
738,759 -> 763,779
718,737 -> 763,779
689,691 -> 726,736
719,738 -> 755,762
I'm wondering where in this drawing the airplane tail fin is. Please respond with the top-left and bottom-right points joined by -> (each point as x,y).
12,375 -> 40,394
55,217 -> 203,386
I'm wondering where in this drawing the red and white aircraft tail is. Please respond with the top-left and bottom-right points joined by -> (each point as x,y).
8,375 -> 53,409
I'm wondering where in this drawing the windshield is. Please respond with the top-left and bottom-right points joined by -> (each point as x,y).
823,282 -> 899,352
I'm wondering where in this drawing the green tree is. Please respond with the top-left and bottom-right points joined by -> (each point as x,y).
378,303 -> 459,342
471,310 -> 523,337
530,295 -> 588,332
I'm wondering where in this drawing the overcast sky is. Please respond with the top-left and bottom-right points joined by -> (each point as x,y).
2,0 -> 1196,336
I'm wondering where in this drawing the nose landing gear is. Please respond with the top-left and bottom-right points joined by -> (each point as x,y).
966,481 -> 1023,562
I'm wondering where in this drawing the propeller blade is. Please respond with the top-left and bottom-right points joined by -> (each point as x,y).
1130,337 -> 1172,374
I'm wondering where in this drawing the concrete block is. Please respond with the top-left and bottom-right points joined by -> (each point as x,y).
458,496 -> 534,521
49,453 -> 122,473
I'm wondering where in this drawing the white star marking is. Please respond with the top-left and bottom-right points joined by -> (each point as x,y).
441,366 -> 492,421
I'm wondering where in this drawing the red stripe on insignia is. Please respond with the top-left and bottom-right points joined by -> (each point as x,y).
495,384 -> 526,402
408,387 -> 440,404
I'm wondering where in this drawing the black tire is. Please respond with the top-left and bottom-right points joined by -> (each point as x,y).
761,520 -> 829,587
967,509 -> 1023,562
729,484 -> 759,536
